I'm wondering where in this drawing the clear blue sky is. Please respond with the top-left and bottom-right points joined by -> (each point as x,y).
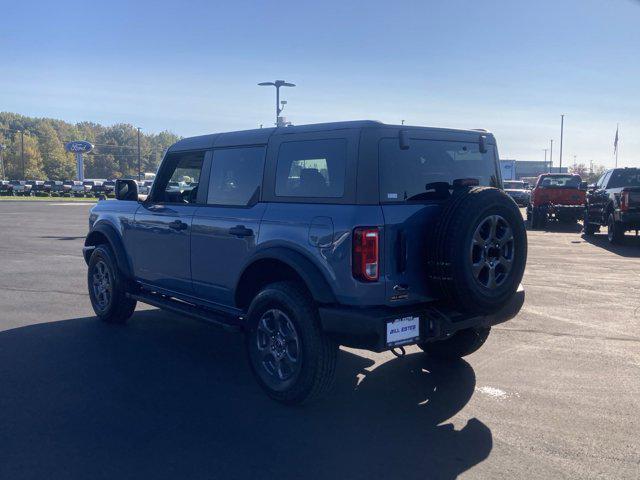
1,0 -> 639,167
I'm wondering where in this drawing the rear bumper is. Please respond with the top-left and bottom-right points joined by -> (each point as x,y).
319,285 -> 525,352
615,211 -> 640,228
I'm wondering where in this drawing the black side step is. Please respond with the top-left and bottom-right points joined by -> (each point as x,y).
128,291 -> 242,332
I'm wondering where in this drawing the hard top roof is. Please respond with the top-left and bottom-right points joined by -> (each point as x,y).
168,120 -> 494,152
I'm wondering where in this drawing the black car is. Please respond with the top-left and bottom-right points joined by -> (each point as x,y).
25,180 -> 45,194
44,180 -> 64,193
584,167 -> 640,244
103,180 -> 116,196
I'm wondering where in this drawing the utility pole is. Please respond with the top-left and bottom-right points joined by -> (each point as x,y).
137,127 -> 141,181
549,139 -> 553,172
258,80 -> 296,127
0,144 -> 6,179
20,130 -> 25,179
559,114 -> 565,173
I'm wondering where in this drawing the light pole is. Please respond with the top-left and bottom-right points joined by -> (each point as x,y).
20,130 -> 25,179
137,127 -> 142,181
543,148 -> 548,172
559,114 -> 565,173
549,139 -> 553,172
0,144 -> 6,179
258,80 -> 296,127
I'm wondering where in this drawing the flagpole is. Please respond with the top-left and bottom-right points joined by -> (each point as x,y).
615,123 -> 619,168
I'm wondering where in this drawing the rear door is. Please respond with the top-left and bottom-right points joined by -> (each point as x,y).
130,150 -> 206,294
378,133 -> 501,305
190,146 -> 267,307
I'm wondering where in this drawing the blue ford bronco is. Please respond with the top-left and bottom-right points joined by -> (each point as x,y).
84,121 -> 527,404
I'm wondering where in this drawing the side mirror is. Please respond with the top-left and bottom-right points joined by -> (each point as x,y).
580,181 -> 588,191
115,179 -> 139,201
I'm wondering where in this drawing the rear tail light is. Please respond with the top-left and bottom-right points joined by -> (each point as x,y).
353,227 -> 379,282
620,191 -> 629,212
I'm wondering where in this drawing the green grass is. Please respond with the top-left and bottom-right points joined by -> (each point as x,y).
0,195 -> 98,202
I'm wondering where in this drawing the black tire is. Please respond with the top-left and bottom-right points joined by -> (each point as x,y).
583,209 -> 598,235
530,206 -> 545,229
419,327 -> 491,359
530,208 -> 539,229
87,244 -> 136,324
607,213 -> 625,245
245,281 -> 338,405
428,187 -> 527,314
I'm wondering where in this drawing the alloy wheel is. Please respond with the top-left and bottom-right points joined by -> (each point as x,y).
470,215 -> 515,289
254,308 -> 301,387
91,260 -> 112,311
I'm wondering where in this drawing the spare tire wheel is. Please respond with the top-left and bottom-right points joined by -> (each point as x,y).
428,187 -> 527,314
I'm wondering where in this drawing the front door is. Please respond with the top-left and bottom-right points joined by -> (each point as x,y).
130,150 -> 206,295
191,146 -> 267,306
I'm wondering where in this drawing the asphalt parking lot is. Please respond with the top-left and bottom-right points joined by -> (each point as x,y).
1,201 -> 639,480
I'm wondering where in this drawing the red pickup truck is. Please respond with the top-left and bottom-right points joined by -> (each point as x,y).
527,174 -> 586,229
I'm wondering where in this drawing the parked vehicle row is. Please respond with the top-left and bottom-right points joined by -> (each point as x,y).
522,168 -> 640,245
0,178 -> 142,197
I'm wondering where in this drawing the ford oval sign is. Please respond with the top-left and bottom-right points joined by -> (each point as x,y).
65,141 -> 94,153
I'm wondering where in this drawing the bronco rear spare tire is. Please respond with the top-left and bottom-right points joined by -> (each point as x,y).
428,187 -> 527,314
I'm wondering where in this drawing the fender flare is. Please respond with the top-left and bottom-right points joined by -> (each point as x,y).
235,247 -> 337,305
84,222 -> 133,279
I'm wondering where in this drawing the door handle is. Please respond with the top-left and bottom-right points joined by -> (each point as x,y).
169,220 -> 188,231
229,225 -> 254,237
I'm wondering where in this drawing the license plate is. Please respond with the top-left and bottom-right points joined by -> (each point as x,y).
386,316 -> 420,346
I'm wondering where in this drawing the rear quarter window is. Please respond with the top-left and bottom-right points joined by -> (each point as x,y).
379,138 -> 499,202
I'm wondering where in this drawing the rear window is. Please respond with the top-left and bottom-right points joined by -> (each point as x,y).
379,139 -> 499,202
538,175 -> 580,188
607,169 -> 640,189
504,181 -> 526,189
275,139 -> 347,198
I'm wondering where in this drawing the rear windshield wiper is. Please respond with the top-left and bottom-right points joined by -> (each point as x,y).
405,178 -> 480,201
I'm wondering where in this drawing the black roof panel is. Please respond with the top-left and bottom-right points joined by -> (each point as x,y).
168,120 -> 494,151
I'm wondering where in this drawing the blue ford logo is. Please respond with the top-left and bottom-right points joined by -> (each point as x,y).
65,141 -> 94,153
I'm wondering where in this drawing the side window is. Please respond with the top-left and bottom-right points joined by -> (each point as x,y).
275,139 -> 347,198
597,171 -> 610,189
154,151 -> 204,203
207,147 -> 266,206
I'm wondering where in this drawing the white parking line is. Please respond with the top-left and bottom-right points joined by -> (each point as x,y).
48,203 -> 95,206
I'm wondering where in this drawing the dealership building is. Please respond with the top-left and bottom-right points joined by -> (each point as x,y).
500,159 -> 568,180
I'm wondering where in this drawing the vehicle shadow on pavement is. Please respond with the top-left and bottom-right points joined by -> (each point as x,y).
526,221 -> 583,234
581,232 -> 640,257
0,310 -> 492,480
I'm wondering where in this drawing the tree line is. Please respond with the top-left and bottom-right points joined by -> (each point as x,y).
0,112 -> 181,180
